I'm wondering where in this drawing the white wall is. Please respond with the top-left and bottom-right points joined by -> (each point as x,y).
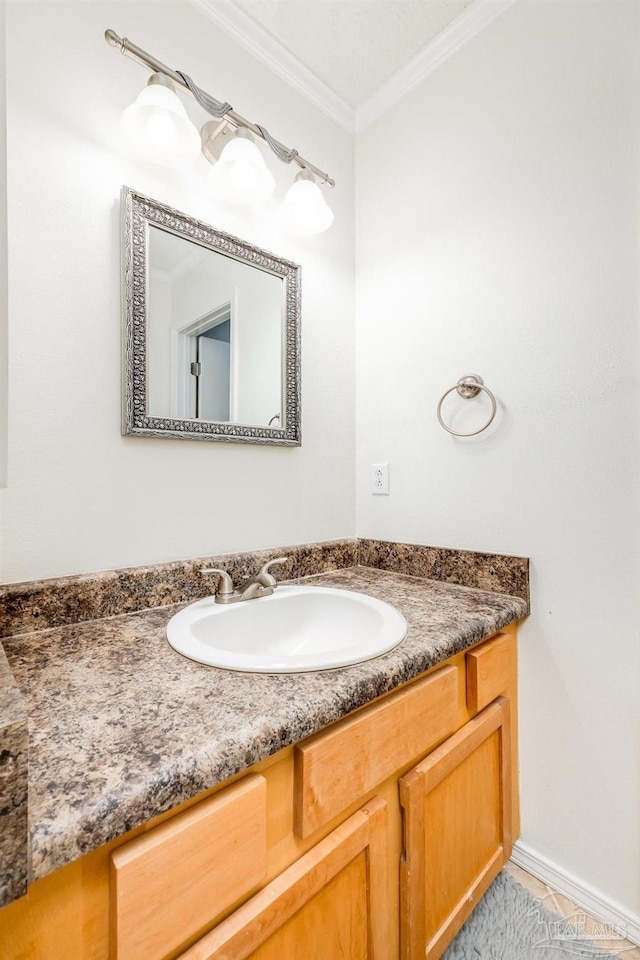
0,1 -> 7,488
0,0 -> 355,582
356,0 -> 639,923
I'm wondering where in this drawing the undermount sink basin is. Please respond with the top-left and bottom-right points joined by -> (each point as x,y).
166,585 -> 408,673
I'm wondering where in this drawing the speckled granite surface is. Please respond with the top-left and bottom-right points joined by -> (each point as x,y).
0,538 -> 529,638
360,539 -> 530,609
0,539 -> 359,639
1,567 -> 526,888
0,645 -> 28,907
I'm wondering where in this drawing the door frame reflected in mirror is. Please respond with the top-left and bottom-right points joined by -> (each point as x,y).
174,301 -> 234,422
121,186 -> 301,445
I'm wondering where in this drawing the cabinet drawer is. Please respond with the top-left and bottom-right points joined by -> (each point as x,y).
111,774 -> 268,960
465,632 -> 514,714
294,665 -> 458,838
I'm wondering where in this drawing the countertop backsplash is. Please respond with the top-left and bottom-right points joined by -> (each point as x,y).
0,538 -> 529,639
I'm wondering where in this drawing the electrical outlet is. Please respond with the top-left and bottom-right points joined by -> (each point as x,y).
371,463 -> 390,495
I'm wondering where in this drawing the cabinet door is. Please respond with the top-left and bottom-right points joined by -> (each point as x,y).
400,698 -> 512,960
111,775 -> 268,960
178,798 -> 390,960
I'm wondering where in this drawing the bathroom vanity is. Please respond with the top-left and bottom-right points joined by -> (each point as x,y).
0,543 -> 528,960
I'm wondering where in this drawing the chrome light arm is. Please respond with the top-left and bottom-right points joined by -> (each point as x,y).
104,29 -> 335,187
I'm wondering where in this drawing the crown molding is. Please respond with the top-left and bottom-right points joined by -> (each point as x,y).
187,0 -> 357,133
355,0 -> 517,133
188,0 -> 516,138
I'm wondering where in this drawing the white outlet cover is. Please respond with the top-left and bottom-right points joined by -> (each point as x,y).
371,462 -> 390,495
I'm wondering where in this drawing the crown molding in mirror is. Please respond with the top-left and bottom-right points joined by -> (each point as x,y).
121,187 -> 301,446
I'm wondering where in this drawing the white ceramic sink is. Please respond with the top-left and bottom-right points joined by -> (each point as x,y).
166,585 -> 407,673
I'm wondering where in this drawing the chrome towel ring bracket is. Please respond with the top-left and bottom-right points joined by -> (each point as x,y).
437,375 -> 497,437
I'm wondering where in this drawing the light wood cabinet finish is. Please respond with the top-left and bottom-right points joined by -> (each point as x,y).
111,775 -> 268,960
465,631 -> 513,713
178,798 -> 390,960
399,698 -> 513,960
294,665 -> 458,837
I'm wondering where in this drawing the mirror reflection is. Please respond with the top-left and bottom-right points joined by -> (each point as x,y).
147,226 -> 284,428
121,187 -> 301,445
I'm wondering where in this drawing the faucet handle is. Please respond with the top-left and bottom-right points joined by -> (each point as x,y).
201,568 -> 236,597
257,556 -> 288,585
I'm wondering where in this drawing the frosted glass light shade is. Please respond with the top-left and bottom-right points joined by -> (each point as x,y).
209,133 -> 275,205
280,175 -> 334,235
120,78 -> 201,168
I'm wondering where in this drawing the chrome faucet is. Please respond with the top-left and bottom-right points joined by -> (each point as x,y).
201,557 -> 288,604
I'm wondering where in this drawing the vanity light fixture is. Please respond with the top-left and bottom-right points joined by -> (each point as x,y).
120,73 -> 201,167
106,29 -> 335,234
206,127 -> 276,205
280,169 -> 335,236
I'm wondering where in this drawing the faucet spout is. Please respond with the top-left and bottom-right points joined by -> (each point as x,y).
201,557 -> 288,604
235,557 -> 288,601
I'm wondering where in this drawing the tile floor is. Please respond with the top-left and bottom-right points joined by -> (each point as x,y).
505,861 -> 640,958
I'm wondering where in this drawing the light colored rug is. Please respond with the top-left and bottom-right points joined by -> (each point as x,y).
442,871 -> 624,959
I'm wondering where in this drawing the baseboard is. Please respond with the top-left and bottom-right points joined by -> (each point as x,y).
511,840 -> 640,947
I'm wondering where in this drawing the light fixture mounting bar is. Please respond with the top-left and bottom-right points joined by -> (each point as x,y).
105,29 -> 335,188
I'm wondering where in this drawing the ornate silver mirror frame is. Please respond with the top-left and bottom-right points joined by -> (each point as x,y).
121,187 -> 301,445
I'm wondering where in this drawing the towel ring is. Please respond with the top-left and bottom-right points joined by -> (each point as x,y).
437,375 -> 497,437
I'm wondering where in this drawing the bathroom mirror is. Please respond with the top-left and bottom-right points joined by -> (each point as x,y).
121,187 -> 301,444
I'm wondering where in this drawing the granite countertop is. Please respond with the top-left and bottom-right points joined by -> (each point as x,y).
1,565 -> 527,894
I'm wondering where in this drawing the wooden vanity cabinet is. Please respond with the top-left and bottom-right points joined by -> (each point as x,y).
0,624 -> 518,960
175,626 -> 517,960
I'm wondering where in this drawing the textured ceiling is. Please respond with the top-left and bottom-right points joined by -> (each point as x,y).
231,0 -> 475,107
